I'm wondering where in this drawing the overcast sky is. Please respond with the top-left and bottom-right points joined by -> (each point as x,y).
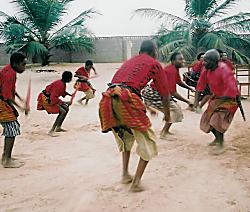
1,0 -> 250,36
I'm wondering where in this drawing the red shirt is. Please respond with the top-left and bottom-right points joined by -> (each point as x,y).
192,60 -> 203,73
75,67 -> 89,79
45,80 -> 67,105
164,64 -> 182,94
197,62 -> 240,98
0,64 -> 16,101
111,54 -> 169,97
75,67 -> 90,91
223,59 -> 235,72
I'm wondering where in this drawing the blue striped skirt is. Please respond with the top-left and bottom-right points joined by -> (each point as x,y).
1,121 -> 21,137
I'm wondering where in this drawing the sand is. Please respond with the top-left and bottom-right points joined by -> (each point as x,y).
0,63 -> 250,212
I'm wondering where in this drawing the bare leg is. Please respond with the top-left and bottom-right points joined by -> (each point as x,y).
78,96 -> 86,105
215,130 -> 224,146
210,128 -> 224,146
129,158 -> 148,192
85,98 -> 89,105
121,151 -> 133,184
49,106 -> 69,135
1,137 -> 24,168
160,123 -> 173,139
209,128 -> 218,146
56,105 -> 69,131
209,128 -> 225,155
199,95 -> 211,108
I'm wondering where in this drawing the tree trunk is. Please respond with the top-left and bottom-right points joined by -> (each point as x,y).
41,52 -> 51,66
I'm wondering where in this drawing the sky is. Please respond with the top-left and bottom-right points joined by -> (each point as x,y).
1,0 -> 250,36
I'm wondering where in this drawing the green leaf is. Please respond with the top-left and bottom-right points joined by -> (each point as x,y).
185,0 -> 217,18
133,8 -> 190,29
207,0 -> 238,19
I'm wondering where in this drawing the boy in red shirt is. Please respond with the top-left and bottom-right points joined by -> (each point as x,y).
37,71 -> 73,136
0,53 -> 29,168
74,60 -> 97,105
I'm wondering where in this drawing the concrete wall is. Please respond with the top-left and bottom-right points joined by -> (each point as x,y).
0,36 -> 152,65
0,43 -> 10,65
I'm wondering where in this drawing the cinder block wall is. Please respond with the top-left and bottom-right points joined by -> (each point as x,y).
0,36 -> 152,65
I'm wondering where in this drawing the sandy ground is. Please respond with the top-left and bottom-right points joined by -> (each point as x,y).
0,63 -> 250,212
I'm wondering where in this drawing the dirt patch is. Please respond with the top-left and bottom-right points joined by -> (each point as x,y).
35,69 -> 57,73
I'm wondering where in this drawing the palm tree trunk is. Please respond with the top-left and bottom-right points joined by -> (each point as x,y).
41,52 -> 51,66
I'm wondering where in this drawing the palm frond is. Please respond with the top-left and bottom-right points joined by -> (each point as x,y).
198,32 -> 225,49
50,26 -> 94,52
216,30 -> 250,51
159,41 -> 196,62
207,0 -> 238,19
185,0 -> 217,18
213,12 -> 250,32
12,0 -> 47,31
198,30 -> 250,63
189,19 -> 212,35
156,30 -> 186,48
216,19 -> 250,33
19,41 -> 48,57
51,8 -> 98,39
133,8 -> 190,28
0,11 -> 10,19
177,45 -> 197,62
12,0 -> 68,35
231,49 -> 250,64
59,0 -> 75,3
0,15 -> 40,41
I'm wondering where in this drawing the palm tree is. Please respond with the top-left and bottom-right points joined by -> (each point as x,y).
0,0 -> 98,65
134,0 -> 250,64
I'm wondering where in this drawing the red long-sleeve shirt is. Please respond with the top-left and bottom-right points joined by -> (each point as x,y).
197,62 -> 239,98
44,80 -> 67,105
75,67 -> 90,91
111,54 -> 169,97
0,64 -> 16,101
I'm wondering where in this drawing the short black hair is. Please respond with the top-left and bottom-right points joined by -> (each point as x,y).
170,52 -> 182,62
10,52 -> 26,66
139,40 -> 155,54
62,71 -> 72,82
197,52 -> 205,60
85,60 -> 93,66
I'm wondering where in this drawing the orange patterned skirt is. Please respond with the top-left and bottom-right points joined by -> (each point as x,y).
37,93 -> 59,114
200,96 -> 238,133
99,86 -> 151,133
0,99 -> 17,122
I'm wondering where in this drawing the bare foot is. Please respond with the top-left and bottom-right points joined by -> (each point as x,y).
48,131 -> 58,137
160,132 -> 175,141
55,127 -> 67,132
209,145 -> 226,155
129,183 -> 145,192
208,140 -> 217,146
186,106 -> 195,111
1,159 -> 25,168
77,100 -> 83,105
121,174 -> 133,184
167,131 -> 174,135
195,106 -> 202,114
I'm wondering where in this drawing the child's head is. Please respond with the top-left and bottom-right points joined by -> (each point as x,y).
62,71 -> 73,83
85,60 -> 94,70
